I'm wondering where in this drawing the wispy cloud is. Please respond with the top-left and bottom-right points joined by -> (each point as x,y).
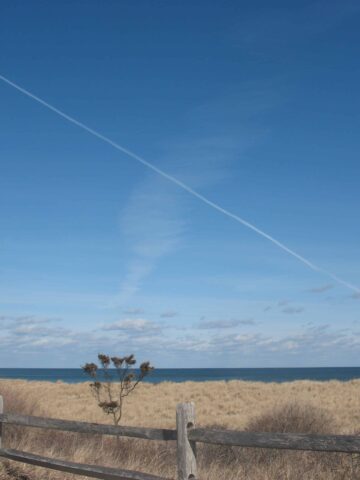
0,315 -> 78,350
103,318 -> 161,333
198,318 -> 255,329
233,1 -> 360,51
0,314 -> 60,329
0,315 -> 34,322
282,306 -> 304,315
118,262 -> 153,302
163,324 -> 360,357
118,178 -> 186,303
1,311 -> 359,367
160,311 -> 178,318
2,74 -> 358,295
123,308 -> 145,315
307,284 -> 334,294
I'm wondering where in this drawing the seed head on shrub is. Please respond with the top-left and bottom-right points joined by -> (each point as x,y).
82,353 -> 154,425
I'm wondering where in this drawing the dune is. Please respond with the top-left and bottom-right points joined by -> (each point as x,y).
0,379 -> 359,479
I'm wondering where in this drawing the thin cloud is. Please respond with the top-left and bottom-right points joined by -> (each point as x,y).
103,318 -> 161,333
166,325 -> 360,356
123,308 -> 144,315
0,314 -> 79,350
0,315 -> 59,328
160,311 -> 178,318
1,311 -> 359,364
1,74 -> 359,295
0,315 -> 34,322
198,318 -> 255,329
307,284 -> 334,294
282,306 -> 304,315
118,178 -> 186,303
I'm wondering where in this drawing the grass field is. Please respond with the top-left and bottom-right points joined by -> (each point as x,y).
0,379 -> 359,479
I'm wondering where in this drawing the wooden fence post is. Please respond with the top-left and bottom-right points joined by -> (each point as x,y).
176,403 -> 197,480
0,395 -> 3,448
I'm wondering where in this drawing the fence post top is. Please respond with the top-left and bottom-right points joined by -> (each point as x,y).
176,402 -> 195,411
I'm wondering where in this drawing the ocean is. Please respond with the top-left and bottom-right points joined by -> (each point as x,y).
0,367 -> 359,383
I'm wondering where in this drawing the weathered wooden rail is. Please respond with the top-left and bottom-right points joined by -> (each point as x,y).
0,396 -> 359,479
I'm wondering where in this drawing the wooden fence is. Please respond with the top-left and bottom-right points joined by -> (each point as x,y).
0,396 -> 360,479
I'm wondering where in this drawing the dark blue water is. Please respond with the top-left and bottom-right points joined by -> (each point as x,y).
0,368 -> 359,383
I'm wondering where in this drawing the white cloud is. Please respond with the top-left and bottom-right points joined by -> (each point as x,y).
0,314 -> 81,351
198,318 -> 255,329
1,311 -> 359,367
103,318 -> 161,333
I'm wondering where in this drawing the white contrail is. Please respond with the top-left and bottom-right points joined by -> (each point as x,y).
1,73 -> 359,294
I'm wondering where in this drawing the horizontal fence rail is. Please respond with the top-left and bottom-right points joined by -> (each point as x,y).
0,413 -> 176,441
1,396 -> 360,480
0,448 -> 168,480
189,428 -> 360,454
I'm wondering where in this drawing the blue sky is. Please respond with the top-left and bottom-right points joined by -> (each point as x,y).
0,0 -> 359,367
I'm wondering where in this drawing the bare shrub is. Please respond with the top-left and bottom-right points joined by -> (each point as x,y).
82,353 -> 154,425
243,402 -> 337,465
242,402 -> 355,479
198,402 -> 357,480
246,402 -> 336,435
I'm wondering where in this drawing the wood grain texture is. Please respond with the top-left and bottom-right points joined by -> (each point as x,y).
189,428 -> 360,453
0,413 -> 176,441
0,448 -> 169,480
176,403 -> 197,480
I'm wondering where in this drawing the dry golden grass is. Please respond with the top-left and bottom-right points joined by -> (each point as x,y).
0,379 -> 359,479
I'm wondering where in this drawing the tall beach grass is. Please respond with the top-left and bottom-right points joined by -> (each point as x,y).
0,379 -> 359,479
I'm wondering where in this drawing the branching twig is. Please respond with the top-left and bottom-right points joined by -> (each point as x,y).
82,354 -> 154,426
